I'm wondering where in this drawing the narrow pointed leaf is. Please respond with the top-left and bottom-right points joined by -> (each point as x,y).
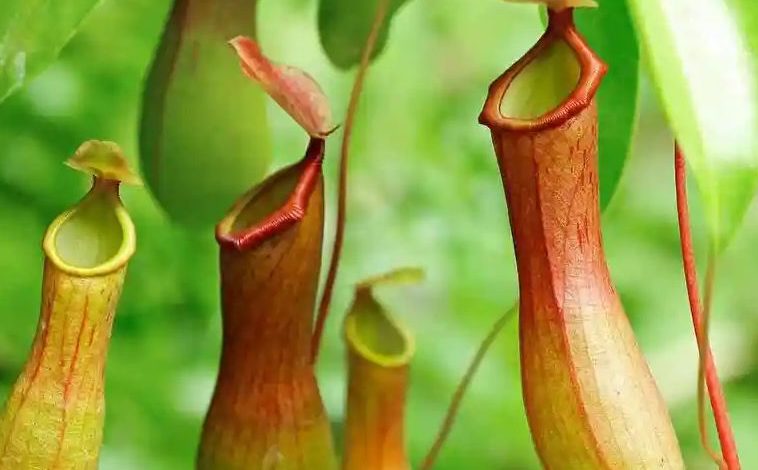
538,2 -> 640,209
318,0 -> 412,69
0,0 -> 100,103
576,4 -> 639,209
627,0 -> 758,250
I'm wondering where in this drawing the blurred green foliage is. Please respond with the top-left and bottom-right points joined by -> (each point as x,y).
628,0 -> 758,251
0,0 -> 757,469
318,0 -> 411,69
0,0 -> 100,101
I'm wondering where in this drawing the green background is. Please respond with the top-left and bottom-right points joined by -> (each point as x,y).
1,0 -> 757,468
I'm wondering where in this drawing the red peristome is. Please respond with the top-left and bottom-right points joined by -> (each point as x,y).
216,138 -> 325,251
479,8 -> 606,132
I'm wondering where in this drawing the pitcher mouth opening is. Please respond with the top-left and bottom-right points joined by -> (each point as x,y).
216,138 -> 324,251
345,291 -> 414,368
479,8 -> 606,132
43,179 -> 136,277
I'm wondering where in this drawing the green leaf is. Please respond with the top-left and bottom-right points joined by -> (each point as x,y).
318,0 -> 412,69
627,0 -> 758,250
539,4 -> 640,209
0,0 -> 100,103
575,5 -> 640,210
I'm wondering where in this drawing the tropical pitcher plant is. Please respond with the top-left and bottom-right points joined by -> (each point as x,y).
1,0 -> 756,468
0,142 -> 140,468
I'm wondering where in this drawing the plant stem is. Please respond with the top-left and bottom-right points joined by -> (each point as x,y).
674,143 -> 740,469
420,304 -> 517,470
312,0 -> 391,363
